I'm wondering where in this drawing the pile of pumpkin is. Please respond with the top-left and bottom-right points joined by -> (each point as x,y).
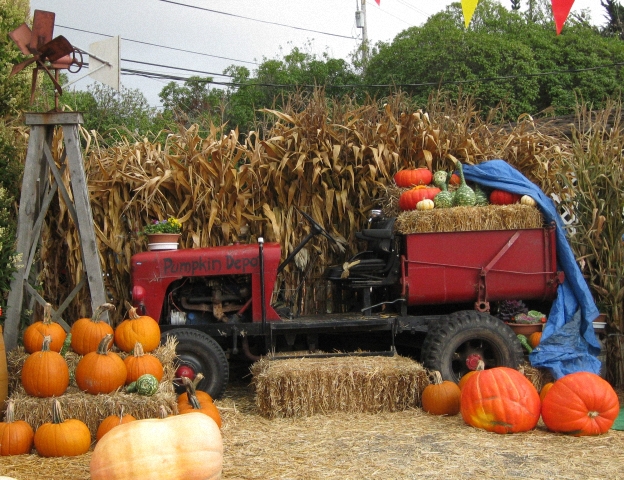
395,161 -> 536,211
421,365 -> 620,436
0,303 -> 224,479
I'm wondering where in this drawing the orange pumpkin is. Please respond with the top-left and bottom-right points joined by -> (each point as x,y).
177,373 -> 213,406
178,377 -> 221,428
34,399 -> 91,457
422,371 -> 461,415
449,173 -> 461,185
398,186 -> 441,211
460,367 -> 541,434
23,303 -> 67,354
75,334 -> 127,395
458,360 -> 485,390
124,342 -> 164,385
394,168 -> 432,187
489,190 -> 521,205
541,372 -> 619,436
96,407 -> 137,441
70,303 -> 115,355
0,399 -> 34,455
528,332 -> 542,349
21,336 -> 69,398
114,303 -> 161,353
539,382 -> 554,402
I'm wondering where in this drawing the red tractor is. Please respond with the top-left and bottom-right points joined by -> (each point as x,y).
131,209 -> 561,398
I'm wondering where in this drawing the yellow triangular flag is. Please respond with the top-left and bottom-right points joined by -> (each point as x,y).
461,0 -> 480,28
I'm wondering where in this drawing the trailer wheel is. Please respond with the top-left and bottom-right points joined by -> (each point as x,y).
161,329 -> 229,400
420,310 -> 524,383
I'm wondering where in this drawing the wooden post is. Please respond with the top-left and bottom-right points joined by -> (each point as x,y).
4,112 -> 108,351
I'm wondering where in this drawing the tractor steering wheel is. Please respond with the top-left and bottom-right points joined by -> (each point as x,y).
297,208 -> 338,246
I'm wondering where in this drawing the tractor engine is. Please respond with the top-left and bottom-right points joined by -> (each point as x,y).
167,275 -> 252,324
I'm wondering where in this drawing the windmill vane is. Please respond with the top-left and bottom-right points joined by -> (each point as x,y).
8,9 -> 84,106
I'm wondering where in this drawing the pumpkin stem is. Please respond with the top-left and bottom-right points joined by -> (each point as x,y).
41,335 -> 52,352
431,370 -> 443,385
96,334 -> 114,355
588,411 -> 600,418
192,372 -> 205,389
182,376 -> 202,410
124,300 -> 141,320
133,342 -> 145,357
476,360 -> 485,371
92,303 -> 115,324
5,399 -> 15,423
43,303 -> 53,325
51,399 -> 65,424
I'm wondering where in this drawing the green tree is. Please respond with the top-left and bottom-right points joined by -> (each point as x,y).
602,0 -> 624,38
365,0 -> 624,119
159,76 -> 225,128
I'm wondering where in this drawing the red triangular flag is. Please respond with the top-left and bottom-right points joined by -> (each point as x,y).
551,0 -> 575,35
375,0 -> 380,5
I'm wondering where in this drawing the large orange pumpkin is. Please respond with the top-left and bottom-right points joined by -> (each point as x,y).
115,303 -> 161,353
394,168 -> 432,187
460,367 -> 541,434
422,371 -> 461,416
90,412 -> 223,480
34,399 -> 91,457
96,407 -> 137,441
23,303 -> 67,354
70,303 -> 115,355
75,334 -> 127,395
0,399 -> 34,455
541,371 -> 620,436
539,382 -> 554,402
21,336 -> 70,398
458,360 -> 485,390
398,186 -> 441,211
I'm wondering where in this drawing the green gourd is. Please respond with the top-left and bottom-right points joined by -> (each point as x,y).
517,334 -> 533,353
59,333 -> 72,357
434,176 -> 454,208
474,185 -> 489,206
452,161 -> 476,206
432,170 -> 448,188
126,373 -> 159,396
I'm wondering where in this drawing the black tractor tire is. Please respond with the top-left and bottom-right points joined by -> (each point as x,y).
161,328 -> 229,399
421,310 -> 524,383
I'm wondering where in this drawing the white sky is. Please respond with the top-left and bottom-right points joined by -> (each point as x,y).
29,0 -> 607,108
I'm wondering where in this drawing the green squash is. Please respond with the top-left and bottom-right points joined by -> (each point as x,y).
126,374 -> 159,396
452,161 -> 476,206
432,170 -> 448,188
434,179 -> 454,208
474,185 -> 489,206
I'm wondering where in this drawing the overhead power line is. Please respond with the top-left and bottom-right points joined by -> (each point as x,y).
157,0 -> 357,40
57,24 -> 259,65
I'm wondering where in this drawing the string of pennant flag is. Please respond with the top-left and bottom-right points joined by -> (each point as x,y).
461,0 -> 575,33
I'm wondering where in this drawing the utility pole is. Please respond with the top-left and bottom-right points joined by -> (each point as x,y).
355,0 -> 369,64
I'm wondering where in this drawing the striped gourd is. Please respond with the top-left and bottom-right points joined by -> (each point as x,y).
452,161 -> 476,206
434,178 -> 454,208
474,185 -> 489,206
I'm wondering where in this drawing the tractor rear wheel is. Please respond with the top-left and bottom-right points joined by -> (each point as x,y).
421,310 -> 524,383
161,328 -> 229,399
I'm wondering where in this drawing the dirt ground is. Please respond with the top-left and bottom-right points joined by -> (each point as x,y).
1,365 -> 623,480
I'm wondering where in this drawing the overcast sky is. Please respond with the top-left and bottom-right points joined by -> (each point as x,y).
29,0 -> 607,108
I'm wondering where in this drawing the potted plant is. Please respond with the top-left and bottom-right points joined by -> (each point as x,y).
142,217 -> 182,251
496,300 -> 545,335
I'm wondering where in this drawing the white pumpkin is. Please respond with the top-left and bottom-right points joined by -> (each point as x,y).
416,199 -> 435,211
520,195 -> 536,207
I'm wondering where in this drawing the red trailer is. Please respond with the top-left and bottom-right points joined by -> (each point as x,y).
131,210 -> 563,398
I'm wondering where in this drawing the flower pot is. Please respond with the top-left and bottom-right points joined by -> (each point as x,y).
147,233 -> 180,251
505,322 -> 543,335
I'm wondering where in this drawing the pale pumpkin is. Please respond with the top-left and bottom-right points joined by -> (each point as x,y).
90,412 -> 223,480
416,199 -> 435,211
520,195 -> 536,207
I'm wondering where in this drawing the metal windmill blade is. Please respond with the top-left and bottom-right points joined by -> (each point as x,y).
8,10 -> 81,103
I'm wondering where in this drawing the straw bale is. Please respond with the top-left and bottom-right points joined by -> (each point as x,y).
5,337 -> 179,440
394,204 -> 544,234
251,355 -> 429,418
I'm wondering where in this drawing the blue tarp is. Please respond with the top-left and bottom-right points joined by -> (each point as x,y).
462,160 -> 602,379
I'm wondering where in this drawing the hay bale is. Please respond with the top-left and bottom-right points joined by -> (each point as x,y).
394,204 -> 543,234
6,337 -> 179,439
251,355 -> 429,418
